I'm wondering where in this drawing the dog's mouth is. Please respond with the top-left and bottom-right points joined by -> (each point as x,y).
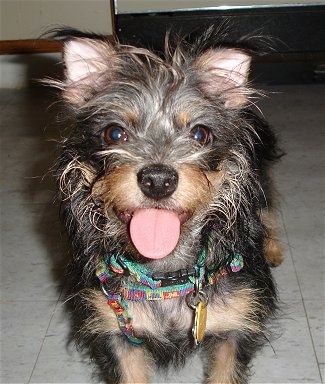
116,208 -> 191,260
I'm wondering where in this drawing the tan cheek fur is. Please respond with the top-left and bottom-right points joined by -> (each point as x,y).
174,164 -> 224,213
92,165 -> 140,212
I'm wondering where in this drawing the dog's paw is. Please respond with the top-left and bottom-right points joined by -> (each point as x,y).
264,238 -> 284,267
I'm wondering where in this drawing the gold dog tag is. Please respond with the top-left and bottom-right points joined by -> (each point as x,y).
193,300 -> 207,345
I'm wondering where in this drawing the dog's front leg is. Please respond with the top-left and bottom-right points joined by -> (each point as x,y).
205,337 -> 249,384
77,290 -> 152,383
112,339 -> 153,384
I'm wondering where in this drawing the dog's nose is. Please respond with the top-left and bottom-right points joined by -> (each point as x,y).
137,164 -> 178,200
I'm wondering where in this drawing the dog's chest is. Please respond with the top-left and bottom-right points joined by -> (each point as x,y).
129,300 -> 193,335
128,287 -> 259,340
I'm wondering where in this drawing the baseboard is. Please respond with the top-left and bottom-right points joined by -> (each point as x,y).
0,39 -> 63,55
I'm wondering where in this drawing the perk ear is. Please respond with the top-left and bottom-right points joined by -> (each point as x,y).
195,48 -> 252,108
63,38 -> 116,105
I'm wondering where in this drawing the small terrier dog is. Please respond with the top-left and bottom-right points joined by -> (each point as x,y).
50,28 -> 283,383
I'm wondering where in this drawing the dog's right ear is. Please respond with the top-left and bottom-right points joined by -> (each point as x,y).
194,48 -> 252,109
63,38 -> 116,106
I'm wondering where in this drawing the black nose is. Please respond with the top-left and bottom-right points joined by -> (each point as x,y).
137,164 -> 178,200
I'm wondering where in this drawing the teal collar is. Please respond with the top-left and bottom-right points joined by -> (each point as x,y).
96,252 -> 244,299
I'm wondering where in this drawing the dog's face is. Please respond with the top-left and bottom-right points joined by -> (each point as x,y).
58,38 -> 256,266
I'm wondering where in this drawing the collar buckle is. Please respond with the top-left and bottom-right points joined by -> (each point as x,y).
152,268 -> 196,286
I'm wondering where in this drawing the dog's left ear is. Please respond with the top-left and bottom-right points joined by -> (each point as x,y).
194,48 -> 252,108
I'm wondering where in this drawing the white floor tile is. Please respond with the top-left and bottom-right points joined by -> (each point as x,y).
320,364 -> 325,383
1,203 -> 65,301
252,300 -> 322,383
29,304 -> 93,383
304,300 -> 325,365
1,300 -> 57,384
0,137 -> 56,205
271,244 -> 301,302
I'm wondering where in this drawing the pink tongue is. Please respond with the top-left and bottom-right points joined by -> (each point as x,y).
129,209 -> 181,259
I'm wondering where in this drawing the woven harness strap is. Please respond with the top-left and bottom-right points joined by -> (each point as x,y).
96,251 -> 243,345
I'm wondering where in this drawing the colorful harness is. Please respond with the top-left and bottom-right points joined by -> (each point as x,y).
96,239 -> 243,345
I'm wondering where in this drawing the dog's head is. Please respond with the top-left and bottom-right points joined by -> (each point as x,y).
55,32 -> 269,268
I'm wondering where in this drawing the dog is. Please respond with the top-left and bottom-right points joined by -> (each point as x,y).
49,27 -> 283,383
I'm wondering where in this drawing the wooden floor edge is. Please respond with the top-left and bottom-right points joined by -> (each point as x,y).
0,39 -> 63,55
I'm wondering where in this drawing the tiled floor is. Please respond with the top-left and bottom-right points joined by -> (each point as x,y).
1,85 -> 324,383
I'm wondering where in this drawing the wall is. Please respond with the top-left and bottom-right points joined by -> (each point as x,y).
0,0 -> 112,40
0,0 -> 112,88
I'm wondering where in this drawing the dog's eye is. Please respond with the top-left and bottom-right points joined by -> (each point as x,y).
189,125 -> 211,145
104,126 -> 128,144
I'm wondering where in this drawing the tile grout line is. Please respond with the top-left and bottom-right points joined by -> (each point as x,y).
280,208 -> 323,382
27,290 -> 63,384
